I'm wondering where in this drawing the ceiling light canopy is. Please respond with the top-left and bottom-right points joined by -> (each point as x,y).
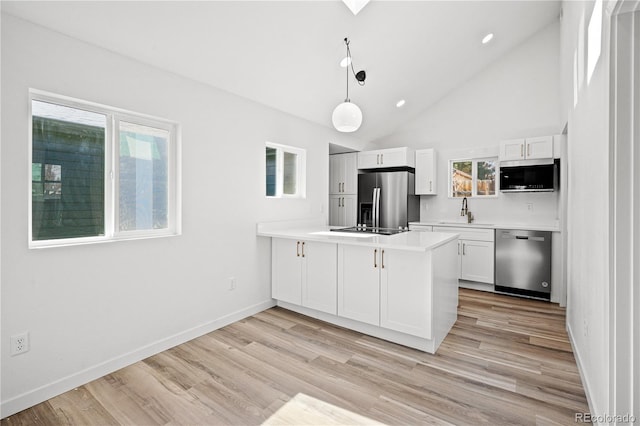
482,33 -> 494,44
333,38 -> 366,133
341,0 -> 370,16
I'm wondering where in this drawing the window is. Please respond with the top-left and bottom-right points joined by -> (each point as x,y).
450,158 -> 497,198
30,92 -> 180,247
265,142 -> 306,198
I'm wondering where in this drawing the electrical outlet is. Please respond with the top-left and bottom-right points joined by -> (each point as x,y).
228,277 -> 236,291
11,332 -> 30,356
527,203 -> 534,211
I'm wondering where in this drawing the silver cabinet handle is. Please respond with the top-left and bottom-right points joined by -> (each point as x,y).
381,250 -> 385,269
458,242 -> 460,255
374,249 -> 378,268
296,241 -> 300,257
381,153 -> 384,164
521,144 -> 524,158
462,243 -> 466,255
301,241 -> 305,258
376,154 -> 380,165
429,181 -> 432,192
527,144 -> 531,157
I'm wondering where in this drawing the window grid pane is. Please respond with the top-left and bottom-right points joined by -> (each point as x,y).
283,152 -> 297,195
451,161 -> 472,198
265,147 -> 277,197
31,101 -> 106,241
476,160 -> 496,196
118,121 -> 169,232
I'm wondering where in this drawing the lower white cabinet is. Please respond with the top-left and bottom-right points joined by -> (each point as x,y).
337,244 -> 381,325
380,248 -> 432,338
272,238 -> 337,314
337,244 -> 433,338
329,194 -> 357,227
433,226 -> 495,284
458,239 -> 494,283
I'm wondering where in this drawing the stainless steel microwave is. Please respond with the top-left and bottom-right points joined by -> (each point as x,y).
499,159 -> 559,192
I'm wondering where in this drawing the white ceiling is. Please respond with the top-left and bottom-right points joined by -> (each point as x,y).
2,0 -> 560,143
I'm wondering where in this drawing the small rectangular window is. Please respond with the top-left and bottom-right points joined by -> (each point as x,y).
450,157 -> 497,198
30,92 -> 180,248
265,142 -> 306,198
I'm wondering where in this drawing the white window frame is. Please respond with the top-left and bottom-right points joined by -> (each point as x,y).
29,89 -> 182,248
265,141 -> 306,199
449,157 -> 499,198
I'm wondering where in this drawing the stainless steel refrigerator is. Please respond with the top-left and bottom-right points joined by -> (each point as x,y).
357,170 -> 420,229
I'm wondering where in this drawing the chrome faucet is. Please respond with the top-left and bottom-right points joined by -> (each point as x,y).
460,197 -> 468,217
461,197 -> 474,223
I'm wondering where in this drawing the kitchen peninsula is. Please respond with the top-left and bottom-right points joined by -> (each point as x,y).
257,221 -> 459,353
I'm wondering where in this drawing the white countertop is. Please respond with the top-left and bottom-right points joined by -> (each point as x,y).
257,224 -> 459,252
410,220 -> 561,232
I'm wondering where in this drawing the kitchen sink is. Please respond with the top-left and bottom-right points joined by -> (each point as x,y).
310,231 -> 374,238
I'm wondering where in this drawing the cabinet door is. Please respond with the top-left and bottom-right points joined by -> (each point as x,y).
272,238 -> 302,304
378,147 -> 415,168
342,195 -> 357,227
460,240 -> 495,283
329,195 -> 343,226
337,244 -> 380,325
499,139 -> 525,161
380,249 -> 432,338
302,241 -> 337,314
525,136 -> 553,159
342,152 -> 358,194
415,149 -> 436,195
357,151 -> 381,169
329,155 -> 344,194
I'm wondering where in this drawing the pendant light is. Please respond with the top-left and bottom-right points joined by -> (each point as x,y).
332,38 -> 366,133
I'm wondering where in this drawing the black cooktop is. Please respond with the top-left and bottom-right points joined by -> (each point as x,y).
330,226 -> 409,236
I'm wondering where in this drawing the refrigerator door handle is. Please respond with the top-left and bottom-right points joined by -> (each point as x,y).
374,188 -> 381,228
371,188 -> 378,228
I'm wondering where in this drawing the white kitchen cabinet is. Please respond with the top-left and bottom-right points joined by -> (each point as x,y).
329,195 -> 357,227
357,147 -> 415,169
337,244 -> 381,325
272,238 -> 337,314
329,152 -> 357,194
415,148 -> 437,195
433,226 -> 495,284
458,239 -> 494,283
499,136 -> 554,161
380,248 -> 434,338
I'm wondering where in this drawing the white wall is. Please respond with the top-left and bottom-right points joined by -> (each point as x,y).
0,14 -> 362,416
371,22 -> 563,226
560,0 -> 611,418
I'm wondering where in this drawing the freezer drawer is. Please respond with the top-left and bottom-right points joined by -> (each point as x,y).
495,229 -> 551,299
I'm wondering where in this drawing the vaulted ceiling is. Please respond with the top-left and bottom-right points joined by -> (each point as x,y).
2,1 -> 560,142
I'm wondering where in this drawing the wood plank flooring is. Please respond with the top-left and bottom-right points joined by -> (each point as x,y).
1,289 -> 589,425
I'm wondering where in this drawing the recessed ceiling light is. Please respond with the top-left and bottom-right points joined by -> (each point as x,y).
396,99 -> 406,108
482,33 -> 494,44
340,56 -> 352,67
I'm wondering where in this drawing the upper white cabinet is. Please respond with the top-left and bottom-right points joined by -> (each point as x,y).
357,147 -> 415,169
499,136 -> 554,161
272,238 -> 338,315
415,148 -> 437,195
329,194 -> 357,227
329,152 -> 357,194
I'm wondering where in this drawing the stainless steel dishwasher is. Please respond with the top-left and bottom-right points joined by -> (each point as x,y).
495,229 -> 552,300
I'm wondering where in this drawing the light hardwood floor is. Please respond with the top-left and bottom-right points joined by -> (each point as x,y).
1,289 -> 588,425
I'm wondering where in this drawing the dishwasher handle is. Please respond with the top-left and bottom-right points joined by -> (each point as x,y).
501,233 -> 546,242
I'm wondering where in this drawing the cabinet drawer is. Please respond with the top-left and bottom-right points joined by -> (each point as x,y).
433,226 -> 494,242
409,224 -> 433,232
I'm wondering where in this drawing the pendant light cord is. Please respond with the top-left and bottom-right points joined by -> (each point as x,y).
345,38 -> 350,102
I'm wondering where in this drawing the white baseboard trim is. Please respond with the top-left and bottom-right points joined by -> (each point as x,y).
566,322 -> 601,424
1,299 -> 276,419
